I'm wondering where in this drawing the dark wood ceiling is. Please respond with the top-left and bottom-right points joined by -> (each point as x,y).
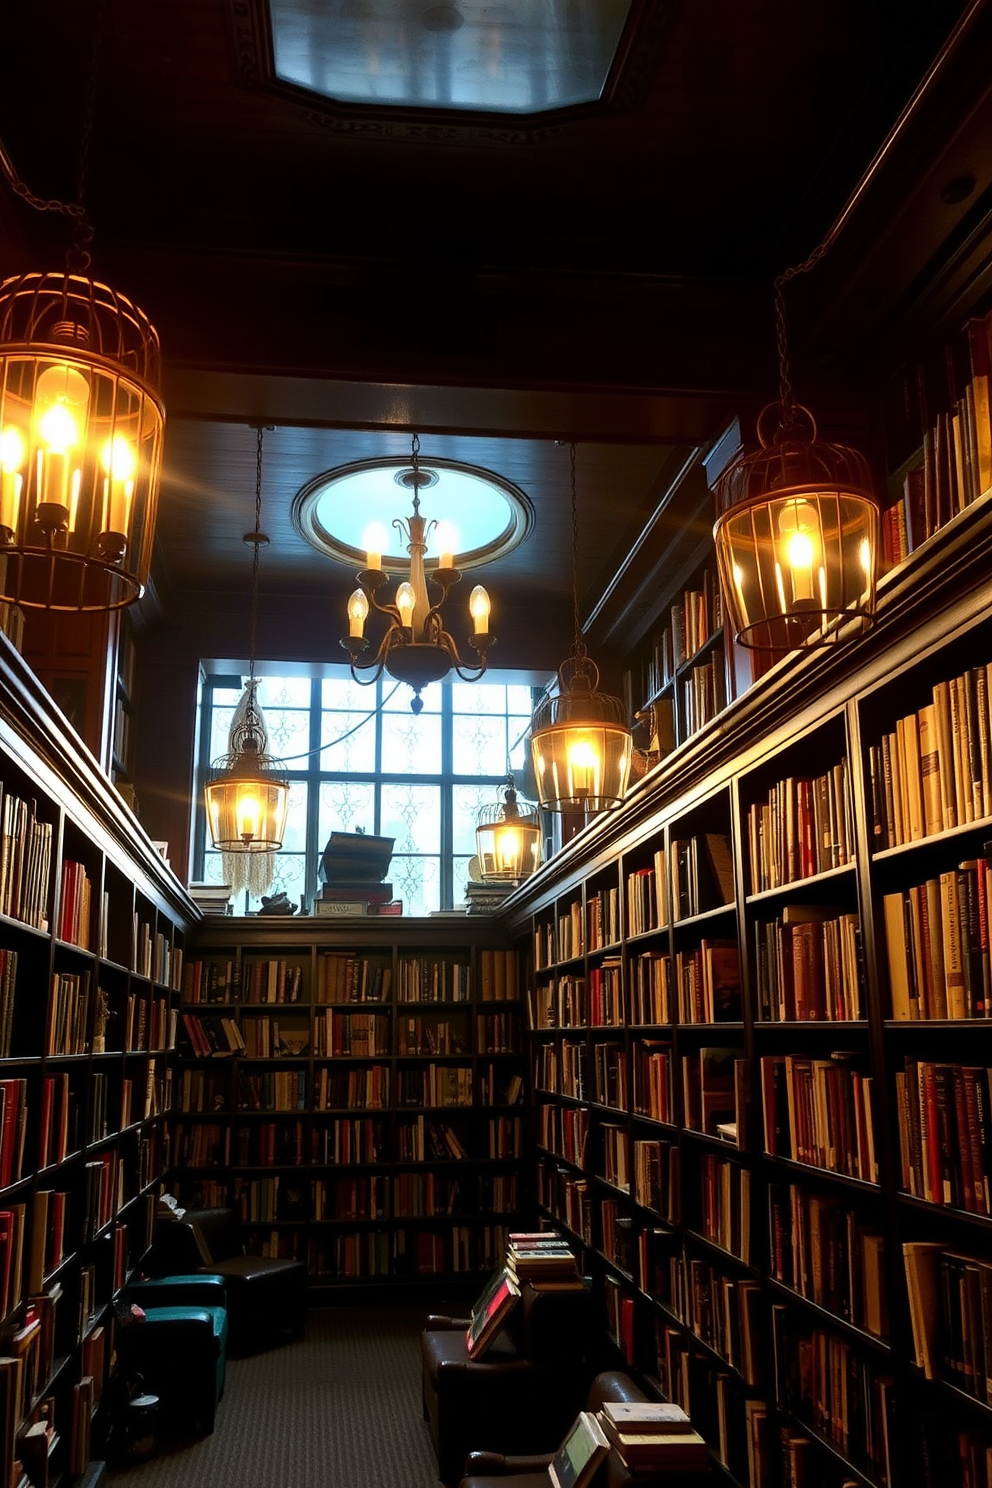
1,0 -> 988,678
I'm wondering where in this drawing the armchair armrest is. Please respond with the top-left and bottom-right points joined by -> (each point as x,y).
426,1315 -> 472,1331
126,1275 -> 227,1310
464,1450 -> 555,1475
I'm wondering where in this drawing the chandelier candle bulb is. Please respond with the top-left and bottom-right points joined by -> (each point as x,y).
347,587 -> 369,638
0,428 -> 24,534
395,581 -> 416,630
362,521 -> 388,571
469,584 -> 490,635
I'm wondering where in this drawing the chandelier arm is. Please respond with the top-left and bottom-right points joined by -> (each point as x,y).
348,659 -> 383,686
452,661 -> 488,683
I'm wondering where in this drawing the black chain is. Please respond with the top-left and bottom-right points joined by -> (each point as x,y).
569,441 -> 584,655
247,425 -> 266,694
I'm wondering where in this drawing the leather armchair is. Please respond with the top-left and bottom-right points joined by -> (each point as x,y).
422,1281 -> 599,1488
456,1370 -> 712,1488
149,1206 -> 306,1351
122,1273 -> 228,1435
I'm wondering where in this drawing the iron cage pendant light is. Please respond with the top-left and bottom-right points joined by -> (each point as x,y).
713,260 -> 880,654
0,138 -> 164,613
340,434 -> 494,713
475,774 -> 542,882
530,443 -> 632,814
204,426 -> 290,854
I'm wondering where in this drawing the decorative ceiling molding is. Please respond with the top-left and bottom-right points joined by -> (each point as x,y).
227,0 -> 674,148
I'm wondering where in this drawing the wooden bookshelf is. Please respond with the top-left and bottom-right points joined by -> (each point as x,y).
506,492 -> 992,1488
0,632 -> 191,1485
175,917 -> 525,1290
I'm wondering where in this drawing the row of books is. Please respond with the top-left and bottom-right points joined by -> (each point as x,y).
884,861 -> 991,1020
242,958 -> 305,1004
538,1101 -> 589,1169
882,307 -> 991,562
396,1064 -> 473,1108
895,1058 -> 992,1214
769,1181 -> 888,1338
754,905 -> 864,1022
0,951 -> 15,1061
0,792 -> 52,931
746,762 -> 853,892
586,886 -> 620,951
316,953 -> 392,1004
761,1052 -> 878,1182
869,665 -> 992,847
46,972 -> 89,1056
640,566 -> 723,701
697,1151 -> 750,1263
669,831 -> 734,919
56,859 -> 92,949
626,850 -> 668,936
680,651 -> 728,738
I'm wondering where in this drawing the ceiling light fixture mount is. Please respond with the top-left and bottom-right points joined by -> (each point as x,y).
204,426 -> 290,855
340,434 -> 494,713
530,442 -> 632,815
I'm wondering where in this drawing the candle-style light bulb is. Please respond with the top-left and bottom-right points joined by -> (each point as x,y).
347,587 -> 369,638
434,519 -> 459,570
362,521 -> 388,572
396,581 -> 416,629
0,426 -> 25,535
100,433 -> 137,536
33,363 -> 90,524
469,584 -> 490,635
567,735 -> 599,796
778,499 -> 820,604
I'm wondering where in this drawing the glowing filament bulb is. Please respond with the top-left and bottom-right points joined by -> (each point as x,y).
100,434 -> 137,534
396,581 -> 416,629
469,584 -> 490,634
495,824 -> 521,871
348,587 -> 369,638
568,736 -> 599,795
34,363 -> 90,519
236,786 -> 262,842
0,427 -> 25,533
778,500 -> 820,603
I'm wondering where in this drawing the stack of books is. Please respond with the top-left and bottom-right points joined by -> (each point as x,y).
189,882 -> 233,915
316,832 -> 398,916
465,879 -> 517,915
506,1231 -> 580,1287
599,1401 -> 709,1473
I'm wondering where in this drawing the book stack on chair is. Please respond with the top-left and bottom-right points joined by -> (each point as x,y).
315,831 -> 399,916
599,1400 -> 710,1474
505,1231 -> 581,1288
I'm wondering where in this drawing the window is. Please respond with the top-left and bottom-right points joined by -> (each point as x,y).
194,673 -> 536,914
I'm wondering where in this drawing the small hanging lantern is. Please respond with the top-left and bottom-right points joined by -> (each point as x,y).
530,443 -> 631,815
713,261 -> 880,654
475,775 -> 542,882
204,427 -> 290,855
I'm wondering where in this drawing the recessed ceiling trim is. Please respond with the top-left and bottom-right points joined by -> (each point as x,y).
291,453 -> 535,572
231,0 -> 670,143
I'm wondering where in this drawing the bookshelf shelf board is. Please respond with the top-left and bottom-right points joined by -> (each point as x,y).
670,902 -> 736,931
766,1279 -> 892,1354
777,1410 -> 878,1488
869,810 -> 992,862
759,1154 -> 880,1193
744,861 -> 856,904
682,1230 -> 754,1269
897,1191 -> 992,1227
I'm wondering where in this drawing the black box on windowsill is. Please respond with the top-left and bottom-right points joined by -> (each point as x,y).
318,831 -> 394,886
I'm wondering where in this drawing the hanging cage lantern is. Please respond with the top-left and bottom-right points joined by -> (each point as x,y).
530,645 -> 632,813
204,683 -> 290,853
530,443 -> 632,815
0,270 -> 164,610
475,775 -> 542,882
204,427 -> 290,856
713,402 -> 879,652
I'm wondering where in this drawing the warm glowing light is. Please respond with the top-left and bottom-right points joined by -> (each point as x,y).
236,787 -> 262,842
101,434 -> 137,481
0,428 -> 24,534
396,581 -> 416,628
100,434 -> 137,535
362,521 -> 388,571
38,402 -> 80,454
348,587 -> 369,638
469,584 -> 490,634
784,530 -> 815,569
777,500 -> 820,604
859,537 -> 872,575
433,519 -> 459,569
568,735 -> 599,793
495,824 -> 522,870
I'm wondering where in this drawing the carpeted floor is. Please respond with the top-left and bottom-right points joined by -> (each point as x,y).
108,1305 -> 441,1488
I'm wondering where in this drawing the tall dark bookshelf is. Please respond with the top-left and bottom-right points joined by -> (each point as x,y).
0,634 -> 191,1486
175,917 -> 526,1292
506,488 -> 992,1488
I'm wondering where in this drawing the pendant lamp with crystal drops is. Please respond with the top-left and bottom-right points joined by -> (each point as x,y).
713,263 -> 880,654
475,775 -> 542,882
0,141 -> 164,612
530,443 -> 632,814
204,426 -> 290,854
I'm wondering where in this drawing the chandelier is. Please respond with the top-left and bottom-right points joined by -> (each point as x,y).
204,427 -> 290,855
0,146 -> 164,612
475,775 -> 542,883
530,443 -> 632,814
713,251 -> 880,654
340,435 -> 494,713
